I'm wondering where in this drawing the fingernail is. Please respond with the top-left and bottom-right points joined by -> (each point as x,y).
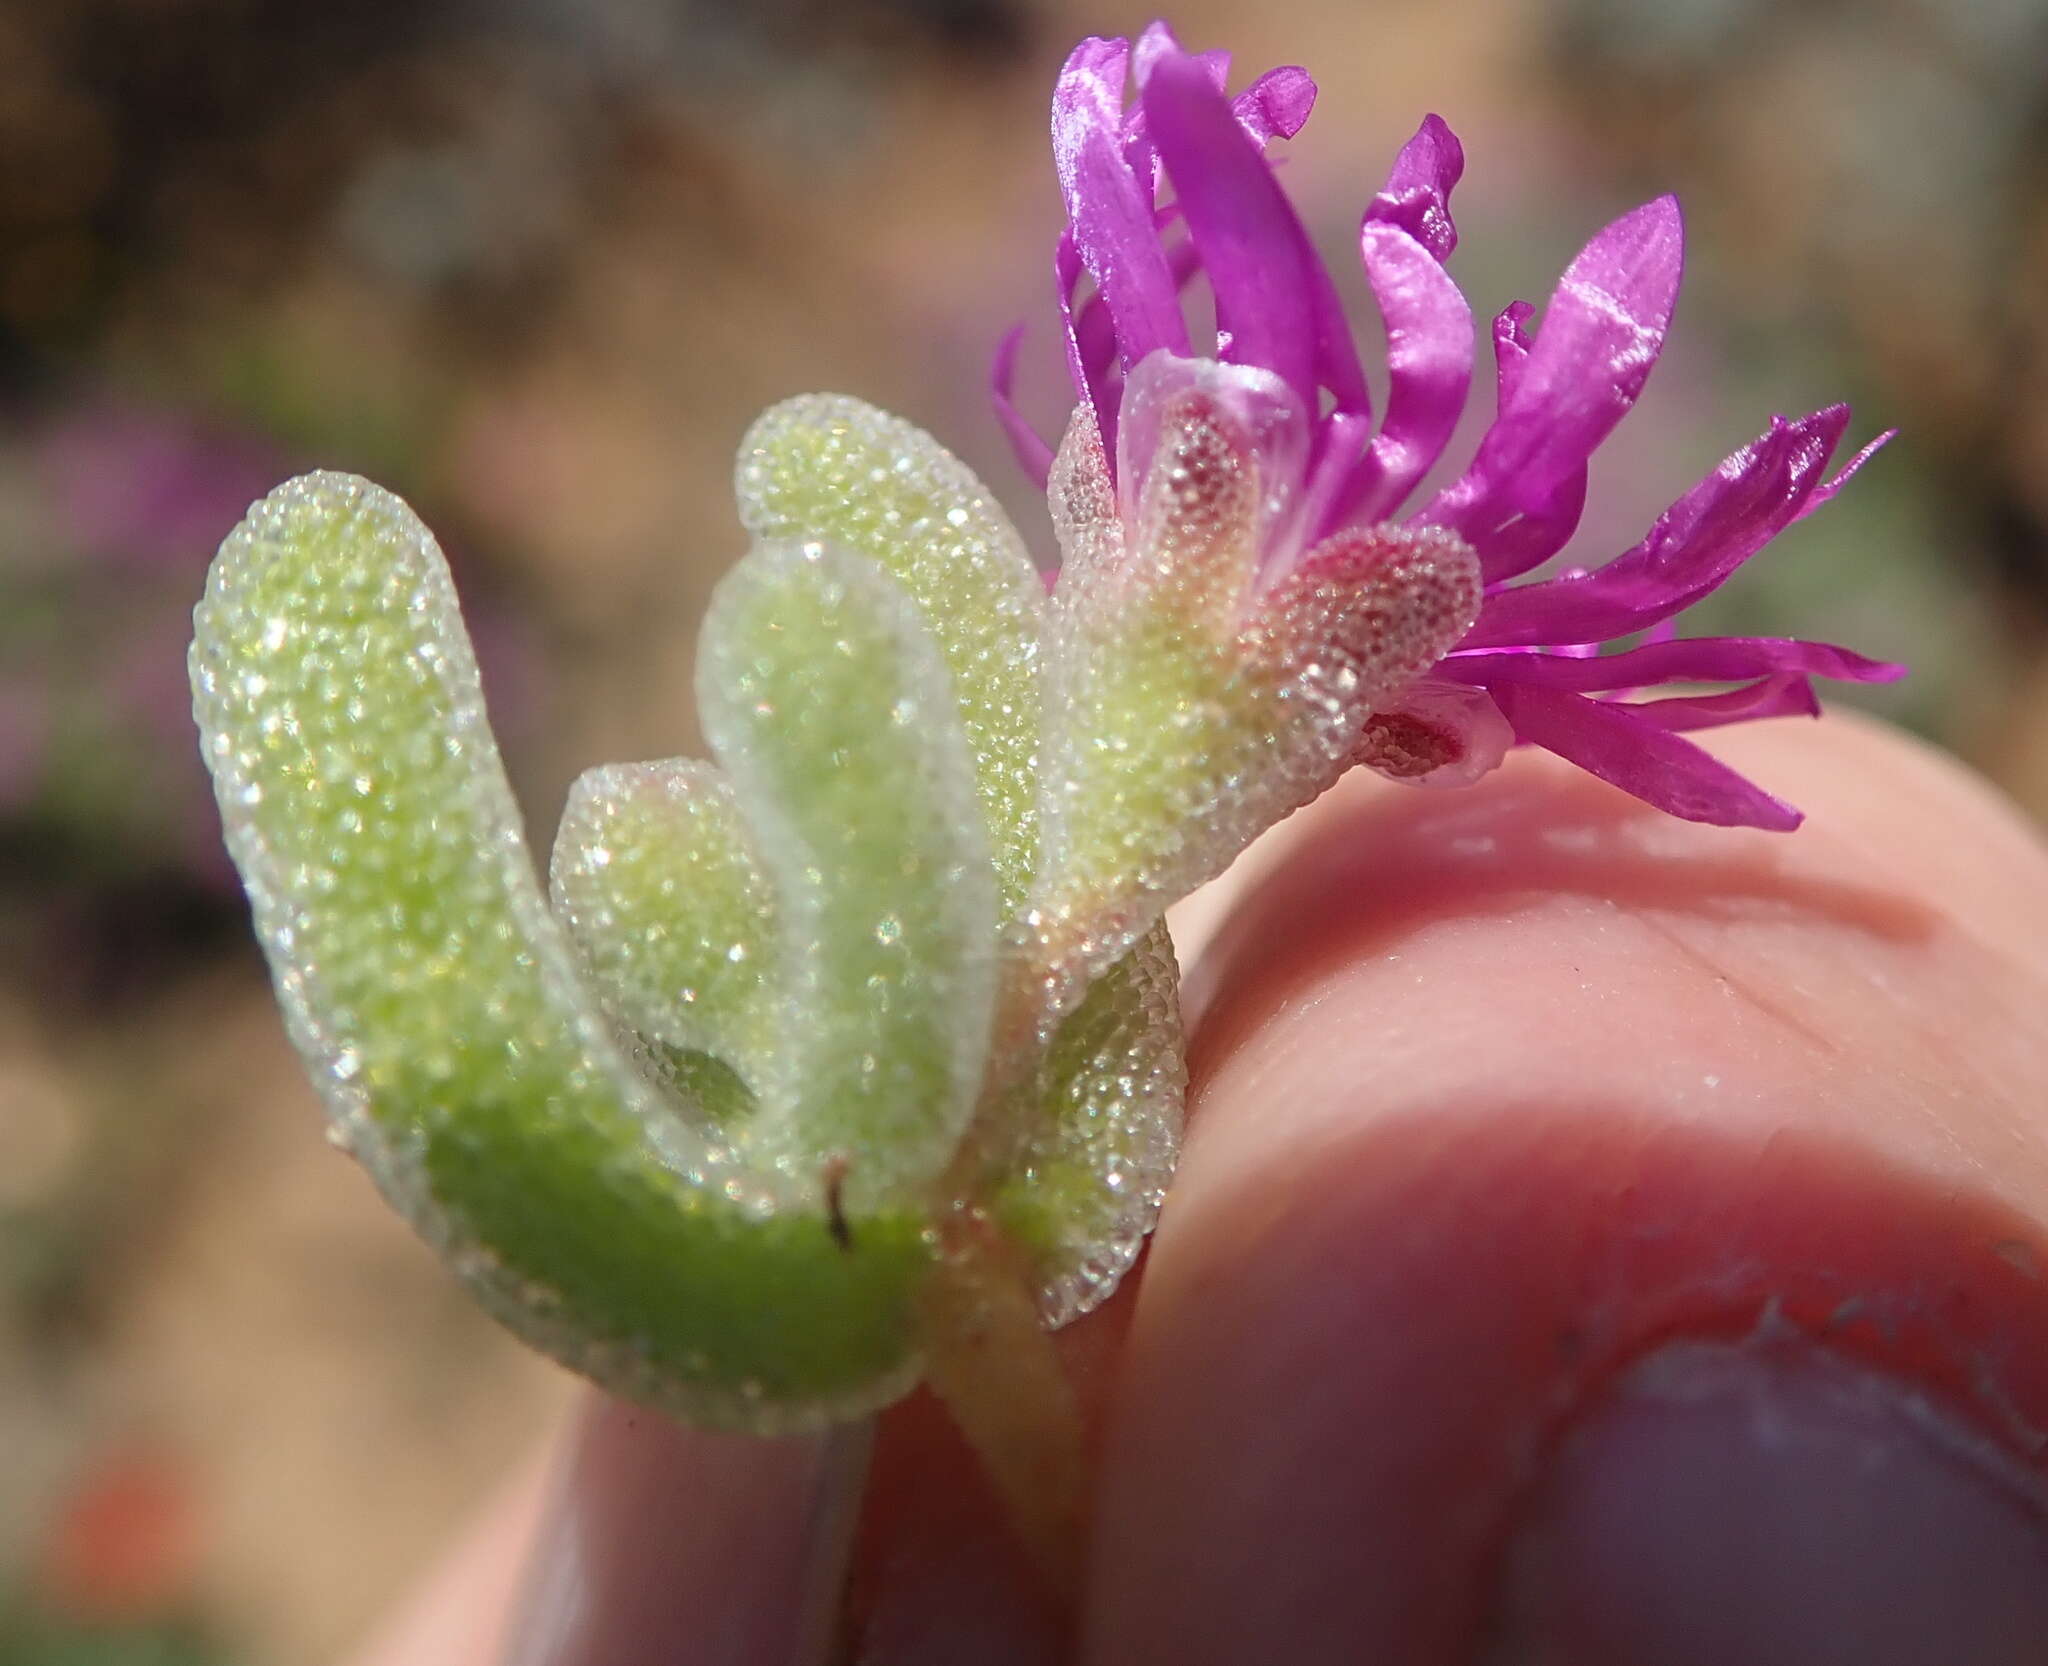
505,1397 -> 873,1666
1487,1339 -> 2048,1666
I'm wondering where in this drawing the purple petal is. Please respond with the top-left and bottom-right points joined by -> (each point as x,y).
1235,65 -> 1317,144
1493,298 -> 1536,396
1057,232 -> 1118,450
1118,37 -> 1313,182
1464,302 -> 1586,579
1132,22 -> 1225,97
1052,37 -> 1131,174
1471,471 -> 1591,584
1055,38 -> 1190,379
1442,635 -> 1906,693
1051,34 -> 1324,470
1793,427 -> 1894,522
1420,196 -> 1684,569
1295,408 -> 1377,559
1464,405 -> 1851,648
1620,674 -> 1822,733
1062,233 -> 1118,391
1492,681 -> 1804,830
1339,116 -> 1475,528
1364,114 -> 1464,262
1062,215 -> 1208,472
991,324 -> 1055,488
1137,34 -> 1368,419
1050,42 -> 1144,450
1341,221 -> 1474,526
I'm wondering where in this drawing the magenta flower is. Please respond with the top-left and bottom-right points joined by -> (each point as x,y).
997,23 -> 1903,831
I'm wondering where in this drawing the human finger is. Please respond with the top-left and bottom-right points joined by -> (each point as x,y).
1084,715 -> 2048,1664
347,1396 -> 868,1666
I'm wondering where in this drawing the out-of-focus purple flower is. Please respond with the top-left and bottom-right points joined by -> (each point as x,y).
0,679 -> 48,810
36,400 -> 288,576
998,23 -> 1903,831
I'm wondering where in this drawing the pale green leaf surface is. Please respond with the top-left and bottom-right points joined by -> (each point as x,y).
550,758 -> 780,1109
736,396 -> 1045,912
190,474 -> 930,1430
697,538 -> 998,1204
996,921 -> 1185,1325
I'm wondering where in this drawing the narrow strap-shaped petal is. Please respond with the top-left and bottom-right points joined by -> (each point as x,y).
1366,114 -> 1464,261
1492,680 -> 1803,829
1464,406 -> 1851,648
1057,232 -> 1120,452
1233,63 -> 1316,143
1467,301 -> 1586,579
1047,33 -> 1322,478
1295,407 -> 1376,565
1054,37 -> 1190,391
1126,29 -> 1314,149
1619,674 -> 1822,732
1442,634 -> 1905,693
1343,221 -> 1474,526
1061,216 -> 1206,475
1329,114 -> 1475,530
1137,32 -> 1368,421
991,324 -> 1055,489
1471,472 -> 1589,583
1793,428 -> 1894,522
1421,197 -> 1683,571
1494,298 -> 1536,396
1065,140 -> 1191,367
1053,37 -> 1132,185
1132,21 -> 1226,108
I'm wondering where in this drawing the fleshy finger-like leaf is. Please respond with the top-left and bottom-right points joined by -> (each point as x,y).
697,538 -> 999,1206
550,758 -> 780,1119
736,396 -> 1046,913
191,474 -> 931,1429
994,921 -> 1185,1326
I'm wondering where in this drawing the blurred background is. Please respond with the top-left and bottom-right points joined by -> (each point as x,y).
2,0 -> 2044,1658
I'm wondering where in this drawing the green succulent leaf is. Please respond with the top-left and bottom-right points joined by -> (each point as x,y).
550,758 -> 781,1112
996,920 -> 1185,1325
737,396 -> 1046,912
190,474 -> 931,1430
697,538 -> 999,1204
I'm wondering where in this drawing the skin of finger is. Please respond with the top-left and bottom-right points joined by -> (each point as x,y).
346,1449 -> 555,1666
346,1398 -> 866,1666
1079,714 -> 2048,1664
